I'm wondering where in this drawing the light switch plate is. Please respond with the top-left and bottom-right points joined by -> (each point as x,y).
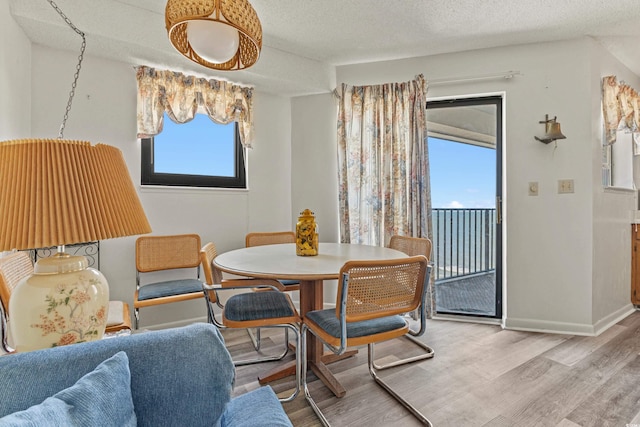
558,179 -> 574,194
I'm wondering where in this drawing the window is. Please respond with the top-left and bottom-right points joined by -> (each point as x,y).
141,113 -> 246,188
602,129 -> 634,190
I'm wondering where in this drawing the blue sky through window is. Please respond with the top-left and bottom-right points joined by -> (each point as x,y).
154,113 -> 235,177
428,137 -> 495,209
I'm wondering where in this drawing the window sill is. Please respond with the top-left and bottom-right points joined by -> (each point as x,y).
139,185 -> 249,194
602,186 -> 635,195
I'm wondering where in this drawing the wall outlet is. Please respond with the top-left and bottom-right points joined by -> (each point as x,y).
558,179 -> 574,194
528,182 -> 539,196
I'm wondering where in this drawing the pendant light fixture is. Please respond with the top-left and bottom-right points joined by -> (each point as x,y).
165,0 -> 262,71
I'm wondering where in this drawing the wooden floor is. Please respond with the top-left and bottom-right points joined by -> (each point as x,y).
226,311 -> 640,427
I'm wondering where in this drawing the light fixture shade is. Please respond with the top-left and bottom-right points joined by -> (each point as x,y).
165,0 -> 262,71
0,139 -> 152,251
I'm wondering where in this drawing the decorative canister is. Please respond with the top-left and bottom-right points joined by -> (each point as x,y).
296,209 -> 319,256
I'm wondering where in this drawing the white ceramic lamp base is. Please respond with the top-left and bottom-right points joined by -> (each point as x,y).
9,253 -> 109,352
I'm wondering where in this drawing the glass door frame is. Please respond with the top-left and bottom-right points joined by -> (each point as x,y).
427,95 -> 503,319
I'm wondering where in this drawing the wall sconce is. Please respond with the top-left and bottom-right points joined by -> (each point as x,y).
535,114 -> 566,144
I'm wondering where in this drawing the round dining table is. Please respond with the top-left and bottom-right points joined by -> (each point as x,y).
213,242 -> 407,398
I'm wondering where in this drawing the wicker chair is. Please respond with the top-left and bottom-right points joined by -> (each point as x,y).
200,242 -> 301,402
376,234 -> 436,369
134,234 -> 203,329
244,231 -> 300,351
301,256 -> 433,426
0,252 -> 32,353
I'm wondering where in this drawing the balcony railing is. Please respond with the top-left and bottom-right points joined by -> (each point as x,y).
432,208 -> 495,281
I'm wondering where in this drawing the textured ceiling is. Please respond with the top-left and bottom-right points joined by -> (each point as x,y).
8,0 -> 640,96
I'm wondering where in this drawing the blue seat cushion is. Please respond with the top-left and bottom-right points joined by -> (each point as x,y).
221,386 -> 293,427
225,292 -> 294,322
306,309 -> 407,338
278,279 -> 300,287
137,278 -> 203,301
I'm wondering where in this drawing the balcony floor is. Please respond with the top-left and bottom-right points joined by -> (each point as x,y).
435,271 -> 496,317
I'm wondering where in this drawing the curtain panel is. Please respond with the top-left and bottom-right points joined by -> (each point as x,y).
336,74 -> 433,316
336,74 -> 432,248
135,66 -> 255,147
602,75 -> 640,149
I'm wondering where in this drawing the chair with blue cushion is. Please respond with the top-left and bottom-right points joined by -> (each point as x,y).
0,251 -> 32,353
200,242 -> 301,402
245,231 -> 300,351
379,234 -> 435,369
134,234 -> 203,329
301,255 -> 433,426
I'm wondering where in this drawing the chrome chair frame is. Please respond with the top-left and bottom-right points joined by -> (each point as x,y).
134,234 -> 203,329
301,257 -> 433,426
244,231 -> 299,351
373,235 -> 436,370
202,280 -> 292,366
200,243 -> 301,402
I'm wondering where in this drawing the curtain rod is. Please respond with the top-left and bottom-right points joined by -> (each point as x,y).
428,70 -> 521,86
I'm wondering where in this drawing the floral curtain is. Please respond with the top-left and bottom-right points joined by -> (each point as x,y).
135,65 -> 255,147
336,74 -> 433,315
602,75 -> 640,153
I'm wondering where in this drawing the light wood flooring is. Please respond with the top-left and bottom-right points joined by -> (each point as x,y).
225,311 -> 640,427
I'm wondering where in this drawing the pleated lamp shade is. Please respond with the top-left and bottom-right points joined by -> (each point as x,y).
0,139 -> 151,251
0,138 -> 151,352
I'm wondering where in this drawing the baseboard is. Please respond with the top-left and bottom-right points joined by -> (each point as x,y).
592,304 -> 636,335
504,304 -> 636,336
504,317 -> 596,336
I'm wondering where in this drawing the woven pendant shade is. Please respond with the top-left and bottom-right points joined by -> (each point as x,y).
0,139 -> 151,251
165,0 -> 262,71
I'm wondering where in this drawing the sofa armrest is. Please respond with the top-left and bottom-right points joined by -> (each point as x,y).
222,386 -> 293,427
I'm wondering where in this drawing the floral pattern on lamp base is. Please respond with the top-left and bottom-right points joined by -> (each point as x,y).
10,260 -> 109,352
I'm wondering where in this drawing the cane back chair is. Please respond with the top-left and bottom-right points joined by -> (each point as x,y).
244,231 -> 300,351
0,251 -> 32,353
200,242 -> 301,402
301,255 -> 433,426
383,234 -> 435,368
134,234 -> 203,329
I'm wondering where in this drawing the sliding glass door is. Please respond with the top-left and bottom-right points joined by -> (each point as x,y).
427,96 -> 502,318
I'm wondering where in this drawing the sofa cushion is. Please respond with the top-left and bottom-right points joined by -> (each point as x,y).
0,351 -> 136,427
221,386 -> 293,427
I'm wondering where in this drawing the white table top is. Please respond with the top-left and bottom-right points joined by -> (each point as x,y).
213,242 -> 407,281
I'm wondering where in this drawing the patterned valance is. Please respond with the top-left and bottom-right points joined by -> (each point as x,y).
602,75 -> 640,146
135,66 -> 255,147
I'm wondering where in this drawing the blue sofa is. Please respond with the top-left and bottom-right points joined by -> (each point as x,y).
0,323 -> 293,426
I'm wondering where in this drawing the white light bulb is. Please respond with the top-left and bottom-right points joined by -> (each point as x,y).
187,20 -> 240,64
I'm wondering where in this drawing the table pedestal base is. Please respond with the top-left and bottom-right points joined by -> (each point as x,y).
257,349 -> 357,397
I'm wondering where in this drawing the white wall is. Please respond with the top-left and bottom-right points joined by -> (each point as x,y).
590,41 -> 640,332
291,38 -> 638,335
4,0 -> 638,334
0,0 -> 30,139
28,44 -> 294,328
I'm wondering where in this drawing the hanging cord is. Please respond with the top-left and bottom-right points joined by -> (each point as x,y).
46,0 -> 86,139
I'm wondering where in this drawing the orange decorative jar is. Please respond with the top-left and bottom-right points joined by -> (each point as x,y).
296,209 -> 319,256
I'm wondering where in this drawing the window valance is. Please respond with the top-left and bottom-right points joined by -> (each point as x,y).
135,66 -> 255,147
602,75 -> 640,146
